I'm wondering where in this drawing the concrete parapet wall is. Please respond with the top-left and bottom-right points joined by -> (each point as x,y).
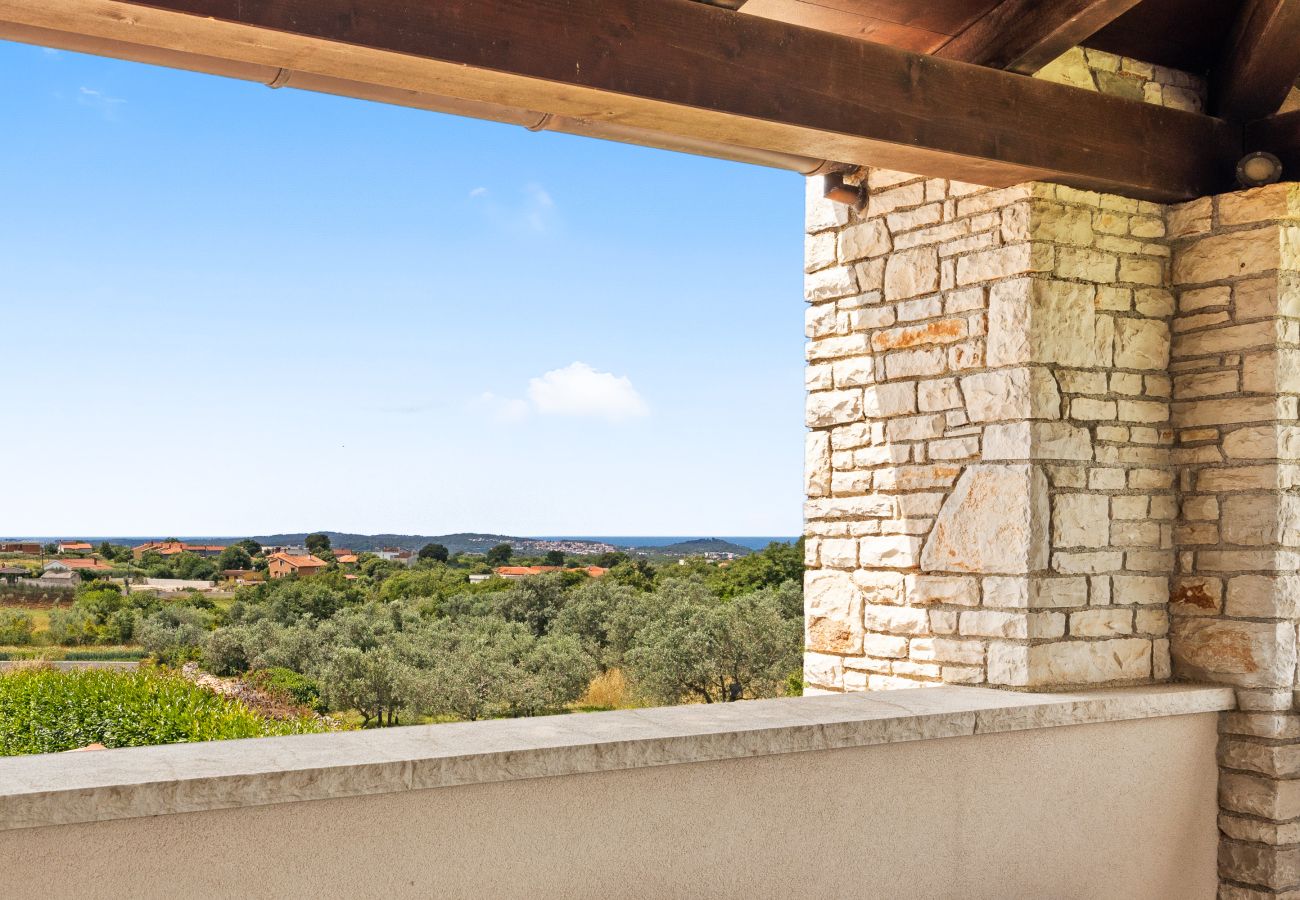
0,686 -> 1226,899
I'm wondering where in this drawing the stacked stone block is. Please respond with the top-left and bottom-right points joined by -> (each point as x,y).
799,38 -> 1300,900
802,44 -> 1208,697
1165,184 -> 1300,897
803,173 -> 1175,692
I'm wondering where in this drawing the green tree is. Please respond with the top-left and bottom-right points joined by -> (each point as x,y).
319,645 -> 412,727
47,606 -> 98,646
708,539 -> 804,600
626,585 -> 800,705
552,578 -> 656,670
0,609 -> 35,646
137,605 -> 211,665
237,539 -> 263,557
418,543 -> 450,563
377,567 -> 469,607
608,559 -> 657,592
484,543 -> 513,567
171,552 -> 216,581
305,533 -> 332,555
216,545 -> 253,572
543,549 -> 565,567
403,618 -> 593,721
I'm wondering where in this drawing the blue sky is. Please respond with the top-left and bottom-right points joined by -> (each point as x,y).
0,41 -> 805,538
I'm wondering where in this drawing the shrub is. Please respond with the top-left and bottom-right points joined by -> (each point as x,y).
0,668 -> 328,756
0,609 -> 35,646
135,606 -> 210,665
250,667 -> 322,709
47,606 -> 98,646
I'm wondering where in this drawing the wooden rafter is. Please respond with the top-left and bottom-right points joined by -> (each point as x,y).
0,0 -> 1240,200
1214,0 -> 1300,121
935,0 -> 1144,74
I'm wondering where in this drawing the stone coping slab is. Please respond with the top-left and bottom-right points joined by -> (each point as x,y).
0,684 -> 1233,831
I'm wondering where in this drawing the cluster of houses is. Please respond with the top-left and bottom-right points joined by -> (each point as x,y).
3,539 -> 609,591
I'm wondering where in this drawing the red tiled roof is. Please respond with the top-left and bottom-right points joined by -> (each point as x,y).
268,552 -> 327,569
55,559 -> 111,570
135,541 -> 227,555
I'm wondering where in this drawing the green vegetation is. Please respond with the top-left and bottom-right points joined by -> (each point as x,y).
3,540 -> 805,735
0,667 -> 326,756
0,609 -> 35,645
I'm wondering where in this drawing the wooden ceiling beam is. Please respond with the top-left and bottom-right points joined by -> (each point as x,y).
0,0 -> 1240,201
935,0 -> 1144,74
1247,110 -> 1300,179
1213,0 -> 1300,121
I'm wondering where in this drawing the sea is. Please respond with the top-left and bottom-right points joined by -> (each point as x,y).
542,536 -> 798,551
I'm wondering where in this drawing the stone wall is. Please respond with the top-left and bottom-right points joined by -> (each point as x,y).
803,45 -> 1211,696
800,45 -> 1298,894
1036,46 -> 1205,112
803,174 -> 1174,692
1165,184 -> 1300,896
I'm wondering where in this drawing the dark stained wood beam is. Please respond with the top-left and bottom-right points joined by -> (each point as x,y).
1214,0 -> 1300,121
935,0 -> 1144,74
1247,109 -> 1300,179
0,0 -> 1240,201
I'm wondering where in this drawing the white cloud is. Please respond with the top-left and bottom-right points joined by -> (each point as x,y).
469,182 -> 557,234
527,362 -> 648,422
78,86 -> 125,119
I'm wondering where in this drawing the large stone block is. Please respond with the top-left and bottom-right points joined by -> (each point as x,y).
1170,619 -> 1297,688
987,638 -> 1151,686
1173,226 -> 1285,285
959,367 -> 1061,423
805,432 -> 831,498
1113,318 -> 1170,370
986,278 -> 1099,368
883,246 -> 939,300
982,421 -> 1093,461
1219,841 -> 1300,893
1217,183 -> 1300,227
1052,494 -> 1110,548
806,389 -> 863,427
920,464 -> 1050,574
804,570 -> 862,655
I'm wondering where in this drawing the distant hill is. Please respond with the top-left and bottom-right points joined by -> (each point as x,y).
634,538 -> 754,557
248,532 -> 618,556
25,532 -> 772,559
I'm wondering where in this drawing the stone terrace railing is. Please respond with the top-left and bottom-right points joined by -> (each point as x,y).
0,684 -> 1231,899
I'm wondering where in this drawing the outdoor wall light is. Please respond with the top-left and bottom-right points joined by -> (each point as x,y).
1236,151 -> 1284,188
823,171 -> 865,210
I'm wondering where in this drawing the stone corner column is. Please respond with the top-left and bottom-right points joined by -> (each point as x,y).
1165,182 -> 1300,897
803,169 -> 1174,695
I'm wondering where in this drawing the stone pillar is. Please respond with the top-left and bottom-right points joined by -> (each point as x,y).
1166,184 -> 1300,897
799,40 -> 1300,900
803,173 -> 1174,692
802,45 -> 1205,695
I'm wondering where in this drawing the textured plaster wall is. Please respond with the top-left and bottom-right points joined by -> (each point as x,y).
1,713 -> 1219,900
